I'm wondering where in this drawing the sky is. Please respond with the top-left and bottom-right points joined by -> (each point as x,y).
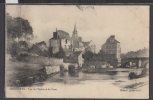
6,5 -> 149,53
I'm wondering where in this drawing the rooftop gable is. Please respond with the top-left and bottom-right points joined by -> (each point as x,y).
57,30 -> 70,39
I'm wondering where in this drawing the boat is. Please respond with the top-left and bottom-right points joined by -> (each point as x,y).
128,67 -> 147,79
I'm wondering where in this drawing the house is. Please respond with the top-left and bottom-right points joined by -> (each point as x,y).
64,51 -> 84,67
49,26 -> 96,57
99,35 -> 121,67
49,29 -> 71,56
83,40 -> 96,53
30,41 -> 49,57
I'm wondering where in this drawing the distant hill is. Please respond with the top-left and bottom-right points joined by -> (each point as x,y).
121,48 -> 149,59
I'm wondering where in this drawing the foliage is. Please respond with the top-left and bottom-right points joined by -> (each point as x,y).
9,41 -> 18,57
6,13 -> 33,56
82,51 -> 94,61
121,48 -> 149,59
6,13 -> 33,40
8,40 -> 29,57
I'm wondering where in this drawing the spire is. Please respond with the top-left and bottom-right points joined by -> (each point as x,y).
73,24 -> 77,35
74,24 -> 77,31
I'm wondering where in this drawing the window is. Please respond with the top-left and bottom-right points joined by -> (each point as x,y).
65,39 -> 68,44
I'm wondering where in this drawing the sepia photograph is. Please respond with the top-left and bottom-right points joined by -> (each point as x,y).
5,5 -> 149,99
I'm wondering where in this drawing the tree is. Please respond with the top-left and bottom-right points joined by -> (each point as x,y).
9,41 -> 18,57
6,13 -> 33,56
6,13 -> 33,40
82,51 -> 94,61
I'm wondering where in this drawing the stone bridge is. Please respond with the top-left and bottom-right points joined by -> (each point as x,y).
121,57 -> 149,68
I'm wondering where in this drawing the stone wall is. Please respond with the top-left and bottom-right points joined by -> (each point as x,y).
45,65 -> 60,75
17,55 -> 63,66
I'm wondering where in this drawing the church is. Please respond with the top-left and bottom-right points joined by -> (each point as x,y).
71,25 -> 85,52
49,25 -> 96,56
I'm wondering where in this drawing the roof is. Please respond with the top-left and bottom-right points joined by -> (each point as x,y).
115,40 -> 120,43
56,30 -> 70,39
106,35 -> 120,43
82,41 -> 90,47
36,41 -> 46,45
83,40 -> 95,47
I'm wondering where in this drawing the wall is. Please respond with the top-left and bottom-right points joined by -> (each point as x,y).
61,39 -> 71,50
49,39 -> 61,54
78,54 -> 84,67
116,42 -> 121,62
45,65 -> 60,75
18,55 -> 63,66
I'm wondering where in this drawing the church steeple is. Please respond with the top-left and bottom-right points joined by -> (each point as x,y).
73,24 -> 78,37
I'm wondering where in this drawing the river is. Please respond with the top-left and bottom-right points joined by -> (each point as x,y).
6,71 -> 149,98
29,71 -> 149,98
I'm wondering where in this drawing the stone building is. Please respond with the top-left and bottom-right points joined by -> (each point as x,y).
64,51 -> 84,67
100,35 -> 121,67
49,25 -> 96,57
30,41 -> 49,57
49,29 -> 71,56
83,40 -> 96,53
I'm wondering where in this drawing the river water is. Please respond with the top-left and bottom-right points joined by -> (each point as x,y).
32,71 -> 149,90
7,71 -> 149,98
29,71 -> 149,98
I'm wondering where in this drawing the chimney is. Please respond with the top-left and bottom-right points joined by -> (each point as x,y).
110,35 -> 115,38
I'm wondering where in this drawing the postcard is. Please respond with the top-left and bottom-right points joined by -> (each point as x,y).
5,5 -> 149,99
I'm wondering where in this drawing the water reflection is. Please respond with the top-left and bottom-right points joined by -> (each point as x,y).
32,70 -> 148,91
46,71 -> 129,84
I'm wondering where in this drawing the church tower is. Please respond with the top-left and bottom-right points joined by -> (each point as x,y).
72,24 -> 78,38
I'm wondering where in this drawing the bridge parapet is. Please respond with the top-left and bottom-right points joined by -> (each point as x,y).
121,57 -> 149,68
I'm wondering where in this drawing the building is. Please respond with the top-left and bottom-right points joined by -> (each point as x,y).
71,25 -> 85,52
83,40 -> 96,53
49,25 -> 96,58
64,51 -> 84,67
30,41 -> 49,57
100,35 -> 121,66
49,29 -> 71,56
